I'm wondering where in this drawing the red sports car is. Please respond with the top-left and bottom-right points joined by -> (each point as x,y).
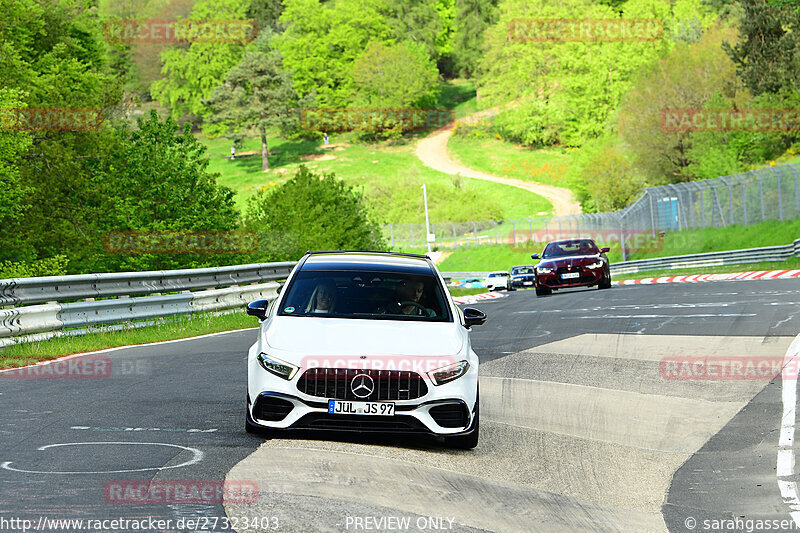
531,238 -> 612,296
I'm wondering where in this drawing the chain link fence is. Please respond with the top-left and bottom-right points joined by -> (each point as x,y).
384,163 -> 800,260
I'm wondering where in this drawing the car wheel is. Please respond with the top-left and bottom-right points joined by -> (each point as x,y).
598,275 -> 612,290
535,285 -> 552,296
446,394 -> 479,450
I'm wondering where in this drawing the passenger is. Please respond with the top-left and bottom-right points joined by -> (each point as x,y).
305,280 -> 337,314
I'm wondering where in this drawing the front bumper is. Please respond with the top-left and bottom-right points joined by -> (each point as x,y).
511,277 -> 535,288
536,268 -> 605,288
247,356 -> 479,436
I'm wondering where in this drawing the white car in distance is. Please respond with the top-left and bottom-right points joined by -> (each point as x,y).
245,251 -> 487,449
485,271 -> 512,291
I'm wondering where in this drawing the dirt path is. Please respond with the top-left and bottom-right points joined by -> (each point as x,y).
415,109 -> 583,216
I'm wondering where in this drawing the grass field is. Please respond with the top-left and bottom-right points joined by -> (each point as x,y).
448,135 -> 575,187
0,312 -> 255,369
201,132 -> 552,224
612,257 -> 800,281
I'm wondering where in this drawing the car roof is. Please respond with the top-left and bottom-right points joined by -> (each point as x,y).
488,270 -> 509,275
301,251 -> 435,276
548,238 -> 597,245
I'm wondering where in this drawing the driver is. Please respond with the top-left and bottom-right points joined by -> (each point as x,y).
382,278 -> 434,317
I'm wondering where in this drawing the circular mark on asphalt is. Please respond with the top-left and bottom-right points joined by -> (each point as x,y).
0,442 -> 203,474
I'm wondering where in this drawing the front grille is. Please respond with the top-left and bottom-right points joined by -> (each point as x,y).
254,395 -> 294,422
546,266 -> 587,286
293,413 -> 430,433
428,403 -> 470,428
297,368 -> 428,401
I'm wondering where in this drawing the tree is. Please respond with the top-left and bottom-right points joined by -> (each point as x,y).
351,41 -> 440,107
385,0 -> 452,61
275,0 -> 394,106
451,0 -> 498,78
150,0 -> 252,120
205,34 -> 301,171
724,0 -> 800,96
618,25 -> 742,183
245,165 -> 386,261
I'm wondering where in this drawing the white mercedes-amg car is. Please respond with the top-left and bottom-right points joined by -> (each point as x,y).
245,251 -> 486,448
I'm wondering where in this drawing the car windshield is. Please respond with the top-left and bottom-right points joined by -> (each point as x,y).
278,269 -> 451,322
542,240 -> 600,259
512,267 -> 534,275
488,272 -> 507,277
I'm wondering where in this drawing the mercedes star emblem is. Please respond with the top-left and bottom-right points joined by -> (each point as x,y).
351,374 -> 375,399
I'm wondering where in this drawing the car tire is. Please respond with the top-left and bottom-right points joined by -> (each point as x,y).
535,285 -> 552,296
598,275 -> 612,290
446,394 -> 479,450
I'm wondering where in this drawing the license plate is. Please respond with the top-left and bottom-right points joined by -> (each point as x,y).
523,281 -> 533,285
561,272 -> 580,279
328,400 -> 395,416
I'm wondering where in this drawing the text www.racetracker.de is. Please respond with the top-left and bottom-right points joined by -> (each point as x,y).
0,516 -> 278,532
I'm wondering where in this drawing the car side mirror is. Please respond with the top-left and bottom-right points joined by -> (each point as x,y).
531,254 -> 540,260
600,247 -> 610,253
247,299 -> 269,320
463,307 -> 486,328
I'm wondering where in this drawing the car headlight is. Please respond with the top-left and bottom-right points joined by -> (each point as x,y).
257,353 -> 299,380
586,261 -> 604,269
536,267 -> 553,274
428,360 -> 470,386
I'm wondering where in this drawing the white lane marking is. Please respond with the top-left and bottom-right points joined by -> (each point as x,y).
778,333 -> 800,525
0,441 -> 203,474
563,314 -> 757,319
70,425 -> 217,433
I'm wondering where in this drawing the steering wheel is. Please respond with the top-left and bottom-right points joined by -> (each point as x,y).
398,301 -> 427,314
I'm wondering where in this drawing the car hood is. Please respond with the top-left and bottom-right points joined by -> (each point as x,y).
263,316 -> 464,357
537,254 -> 602,268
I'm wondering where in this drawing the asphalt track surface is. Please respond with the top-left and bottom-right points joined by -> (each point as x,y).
2,279 -> 800,532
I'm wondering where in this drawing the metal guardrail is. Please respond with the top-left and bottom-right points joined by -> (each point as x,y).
442,238 -> 800,280
0,262 -> 297,347
608,238 -> 800,275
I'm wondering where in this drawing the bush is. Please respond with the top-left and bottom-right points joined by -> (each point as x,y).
245,165 -> 387,261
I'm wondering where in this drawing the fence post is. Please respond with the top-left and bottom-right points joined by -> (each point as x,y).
491,220 -> 498,244
471,221 -> 478,246
648,190 -> 657,237
389,224 -> 394,248
409,224 -> 414,246
527,217 -> 533,242
511,219 -> 516,246
619,214 -> 627,262
751,170 -> 766,221
451,222 -> 457,249
770,167 -> 784,221
790,165 -> 800,215
720,177 -> 734,226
